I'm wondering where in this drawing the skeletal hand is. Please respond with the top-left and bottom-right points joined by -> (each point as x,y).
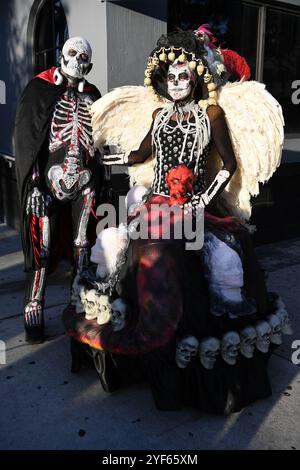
182,193 -> 206,217
26,187 -> 51,217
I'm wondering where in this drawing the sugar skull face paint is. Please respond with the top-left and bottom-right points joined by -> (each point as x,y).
167,61 -> 195,102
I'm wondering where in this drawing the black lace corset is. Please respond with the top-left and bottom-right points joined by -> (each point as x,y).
152,119 -> 211,196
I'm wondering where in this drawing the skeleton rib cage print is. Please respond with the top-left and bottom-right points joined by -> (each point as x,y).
49,89 -> 94,157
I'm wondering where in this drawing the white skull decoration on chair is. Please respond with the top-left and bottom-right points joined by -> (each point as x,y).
80,288 -> 99,320
221,331 -> 240,365
267,314 -> 282,345
61,37 -> 92,79
199,337 -> 220,370
175,335 -> 199,368
80,288 -> 112,324
110,298 -> 128,332
239,326 -> 257,358
96,294 -> 112,326
275,298 -> 293,335
255,321 -> 272,353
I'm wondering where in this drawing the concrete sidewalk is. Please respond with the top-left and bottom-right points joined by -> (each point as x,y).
0,222 -> 299,450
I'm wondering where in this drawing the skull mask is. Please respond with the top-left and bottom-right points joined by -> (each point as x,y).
61,37 -> 92,79
221,331 -> 240,365
239,326 -> 257,359
110,298 -> 128,332
96,294 -> 112,326
167,60 -> 196,102
267,314 -> 282,345
175,335 -> 199,368
255,321 -> 272,353
199,337 -> 220,370
166,164 -> 195,206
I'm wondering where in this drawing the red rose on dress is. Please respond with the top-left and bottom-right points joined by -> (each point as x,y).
166,164 -> 195,206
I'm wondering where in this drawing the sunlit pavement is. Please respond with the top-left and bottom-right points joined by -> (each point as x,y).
0,223 -> 299,450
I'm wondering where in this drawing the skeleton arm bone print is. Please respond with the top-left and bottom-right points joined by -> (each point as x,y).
184,105 -> 237,214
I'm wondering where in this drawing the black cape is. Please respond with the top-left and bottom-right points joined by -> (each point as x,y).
14,69 -> 101,271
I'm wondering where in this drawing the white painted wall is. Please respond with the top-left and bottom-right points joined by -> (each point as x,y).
61,0 -> 108,94
106,1 -> 167,90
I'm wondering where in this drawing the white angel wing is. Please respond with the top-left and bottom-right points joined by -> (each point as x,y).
91,85 -> 168,187
91,82 -> 284,220
217,80 -> 285,221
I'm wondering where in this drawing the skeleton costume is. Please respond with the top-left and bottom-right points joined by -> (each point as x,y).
63,29 -> 288,413
14,37 -> 103,343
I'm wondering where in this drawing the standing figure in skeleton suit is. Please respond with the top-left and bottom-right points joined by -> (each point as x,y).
14,37 -> 103,344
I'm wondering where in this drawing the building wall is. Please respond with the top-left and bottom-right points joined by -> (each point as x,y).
106,0 -> 167,89
0,0 -> 35,156
273,0 -> 300,163
0,0 -> 36,228
61,0 -> 108,95
0,0 -> 108,158
0,0 -> 109,228
274,0 -> 300,6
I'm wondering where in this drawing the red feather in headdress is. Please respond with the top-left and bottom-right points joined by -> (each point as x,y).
195,24 -> 251,81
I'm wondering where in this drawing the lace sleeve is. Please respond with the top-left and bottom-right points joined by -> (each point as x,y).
187,106 -> 237,212
127,123 -> 153,166
127,108 -> 162,166
200,105 -> 237,205
208,105 -> 237,176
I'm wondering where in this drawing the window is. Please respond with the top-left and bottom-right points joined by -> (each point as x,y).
168,0 -> 259,78
263,7 -> 300,134
169,0 -> 300,135
29,0 -> 68,74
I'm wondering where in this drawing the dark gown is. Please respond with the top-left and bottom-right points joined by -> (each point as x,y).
63,105 -> 277,412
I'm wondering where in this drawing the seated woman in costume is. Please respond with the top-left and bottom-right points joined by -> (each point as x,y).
63,29 -> 291,413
